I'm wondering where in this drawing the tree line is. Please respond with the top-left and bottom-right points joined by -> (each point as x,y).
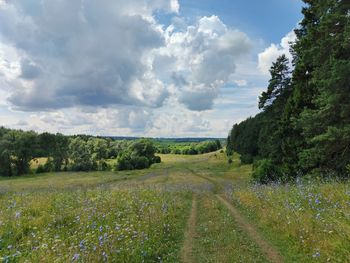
227,0 -> 350,183
156,140 -> 222,155
0,127 -> 160,177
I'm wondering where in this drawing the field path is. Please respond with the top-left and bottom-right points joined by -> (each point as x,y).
181,194 -> 197,263
216,195 -> 283,263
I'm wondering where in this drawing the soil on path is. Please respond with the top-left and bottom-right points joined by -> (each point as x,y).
216,195 -> 283,263
181,195 -> 197,263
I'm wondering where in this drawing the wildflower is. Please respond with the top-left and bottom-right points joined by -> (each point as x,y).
312,251 -> 320,258
99,235 -> 104,246
79,240 -> 86,251
72,253 -> 80,261
102,251 -> 108,261
15,211 -> 21,219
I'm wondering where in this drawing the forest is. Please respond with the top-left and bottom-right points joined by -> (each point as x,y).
227,0 -> 350,183
0,127 -> 221,177
0,127 -> 161,176
155,139 -> 222,155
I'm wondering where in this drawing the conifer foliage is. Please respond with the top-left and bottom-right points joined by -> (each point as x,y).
227,0 -> 350,182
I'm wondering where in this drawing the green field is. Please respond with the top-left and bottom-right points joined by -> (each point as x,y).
1,152 -> 350,262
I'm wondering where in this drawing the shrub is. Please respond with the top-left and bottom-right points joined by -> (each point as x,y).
240,154 -> 254,164
128,139 -> 156,160
98,160 -> 110,171
159,148 -> 170,154
252,159 -> 282,184
182,147 -> 197,155
116,154 -> 133,171
171,149 -> 181,154
131,156 -> 150,169
36,165 -> 46,174
152,156 -> 161,164
228,158 -> 233,164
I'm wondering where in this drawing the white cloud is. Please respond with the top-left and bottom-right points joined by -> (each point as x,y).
19,107 -> 153,135
258,31 -> 296,74
234,79 -> 247,87
0,0 -> 177,111
0,3 -> 251,113
152,15 -> 252,111
0,1 -> 263,137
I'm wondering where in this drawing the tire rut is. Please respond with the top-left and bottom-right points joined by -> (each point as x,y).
181,195 -> 197,263
216,195 -> 283,263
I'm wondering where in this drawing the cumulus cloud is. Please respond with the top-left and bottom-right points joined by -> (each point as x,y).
0,1 -> 258,136
148,111 -> 211,137
154,15 -> 252,111
258,31 -> 296,74
0,2 -> 251,113
234,79 -> 247,87
0,0 -> 178,111
28,107 -> 153,135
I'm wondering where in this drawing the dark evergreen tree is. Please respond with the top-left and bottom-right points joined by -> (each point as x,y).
227,0 -> 350,182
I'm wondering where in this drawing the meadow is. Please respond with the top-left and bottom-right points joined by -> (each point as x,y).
227,180 -> 350,262
1,152 -> 350,262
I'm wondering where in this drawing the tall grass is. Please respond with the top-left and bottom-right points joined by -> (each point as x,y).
0,188 -> 191,262
227,180 -> 350,262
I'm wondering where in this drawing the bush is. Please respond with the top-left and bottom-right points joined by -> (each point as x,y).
171,149 -> 181,154
36,159 -> 54,174
152,156 -> 161,164
228,158 -> 233,164
44,158 -> 55,171
159,148 -> 170,154
252,159 -> 283,184
240,154 -> 254,164
69,160 -> 97,171
116,154 -> 133,171
36,165 -> 46,174
182,147 -> 197,155
115,140 -> 159,171
131,156 -> 150,169
98,160 -> 110,171
129,139 -> 156,160
116,154 -> 151,171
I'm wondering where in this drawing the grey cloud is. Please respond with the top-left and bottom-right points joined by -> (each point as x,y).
1,0 -> 254,131
179,86 -> 218,111
20,59 -> 41,79
15,120 -> 28,126
1,0 -> 173,111
36,107 -> 152,132
171,72 -> 188,87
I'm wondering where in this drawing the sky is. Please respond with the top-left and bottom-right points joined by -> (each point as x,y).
0,0 -> 303,137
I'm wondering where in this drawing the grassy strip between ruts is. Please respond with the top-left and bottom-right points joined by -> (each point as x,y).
192,194 -> 268,263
